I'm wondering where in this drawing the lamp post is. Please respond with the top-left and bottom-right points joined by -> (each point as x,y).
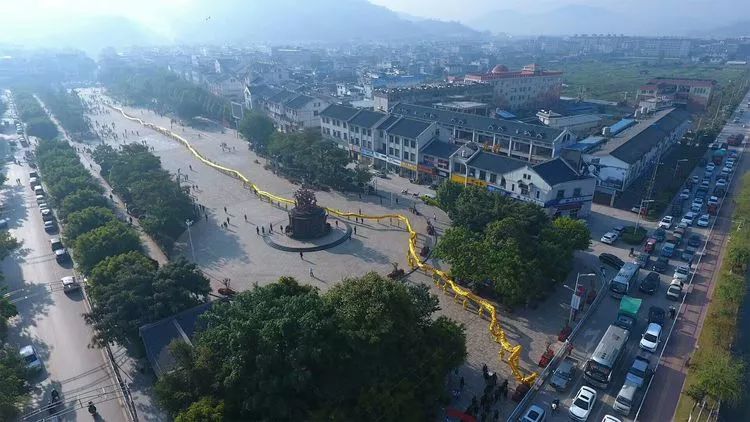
564,272 -> 595,325
185,219 -> 196,261
634,199 -> 655,233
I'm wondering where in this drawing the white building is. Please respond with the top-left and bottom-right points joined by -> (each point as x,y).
536,110 -> 602,137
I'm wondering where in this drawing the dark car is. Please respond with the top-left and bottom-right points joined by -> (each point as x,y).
639,272 -> 661,294
652,256 -> 669,273
648,306 -> 666,325
550,357 -> 577,391
599,253 -> 624,270
653,228 -> 666,242
636,253 -> 651,268
688,234 -> 702,248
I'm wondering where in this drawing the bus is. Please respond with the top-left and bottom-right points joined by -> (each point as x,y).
609,262 -> 640,299
583,325 -> 630,388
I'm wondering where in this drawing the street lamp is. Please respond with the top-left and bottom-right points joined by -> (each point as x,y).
185,219 -> 196,261
565,272 -> 596,325
634,199 -> 655,233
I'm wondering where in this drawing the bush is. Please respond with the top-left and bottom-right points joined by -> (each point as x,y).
621,226 -> 647,245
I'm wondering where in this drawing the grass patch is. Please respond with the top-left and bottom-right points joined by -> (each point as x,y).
675,173 -> 750,419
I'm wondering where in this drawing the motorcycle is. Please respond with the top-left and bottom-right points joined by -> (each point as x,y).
88,401 -> 97,416
49,389 -> 60,414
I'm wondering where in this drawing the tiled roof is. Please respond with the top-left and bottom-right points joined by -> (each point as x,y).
267,89 -> 297,105
533,158 -> 582,186
349,110 -> 387,128
376,115 -> 400,130
390,103 -> 563,143
467,151 -> 526,175
609,108 -> 691,164
320,104 -> 359,121
250,84 -> 282,100
386,117 -> 432,139
284,94 -> 314,110
139,301 -> 215,378
420,140 -> 459,159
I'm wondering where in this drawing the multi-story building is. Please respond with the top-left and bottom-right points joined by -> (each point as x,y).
389,103 -> 577,163
447,142 -> 595,218
536,110 -> 603,137
636,77 -> 716,112
206,73 -> 244,100
463,64 -> 563,111
372,82 -> 494,112
574,107 -> 692,205
244,84 -> 328,132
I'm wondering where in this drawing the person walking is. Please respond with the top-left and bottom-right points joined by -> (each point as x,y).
256,227 -> 259,235
226,217 -> 230,224
309,268 -> 314,278
224,206 -> 227,213
244,214 -> 247,222
353,226 -> 357,235
299,251 -> 303,260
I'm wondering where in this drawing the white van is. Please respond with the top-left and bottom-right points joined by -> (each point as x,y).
33,185 -> 44,195
613,382 -> 637,415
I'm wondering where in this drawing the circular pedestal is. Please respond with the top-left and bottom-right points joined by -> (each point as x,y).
263,225 -> 352,252
288,206 -> 328,239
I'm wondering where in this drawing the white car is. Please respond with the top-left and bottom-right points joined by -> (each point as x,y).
667,279 -> 684,300
20,345 -> 42,371
658,216 -> 673,229
681,212 -> 697,226
640,323 -> 662,352
691,198 -> 704,213
601,232 -> 618,244
61,276 -> 81,292
706,163 -> 716,171
679,189 -> 690,199
697,214 -> 710,227
570,385 -> 597,421
603,415 -> 623,422
707,196 -> 719,206
716,179 -> 727,188
673,265 -> 690,281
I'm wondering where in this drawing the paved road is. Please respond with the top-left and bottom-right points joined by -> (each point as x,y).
515,92 -> 750,422
2,136 -> 126,420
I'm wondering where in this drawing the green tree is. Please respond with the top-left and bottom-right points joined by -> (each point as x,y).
239,112 -> 275,151
0,344 -> 30,419
552,217 -> 592,250
25,117 -> 59,140
59,189 -> 109,220
175,397 -> 224,422
156,274 -> 465,421
84,254 -> 209,346
63,206 -> 117,243
73,221 -> 142,273
0,232 -> 20,261
692,351 -> 745,405
435,181 -> 464,215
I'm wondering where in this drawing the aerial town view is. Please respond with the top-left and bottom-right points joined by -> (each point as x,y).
1,1 -> 750,421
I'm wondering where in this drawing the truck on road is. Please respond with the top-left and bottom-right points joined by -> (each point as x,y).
614,295 -> 642,331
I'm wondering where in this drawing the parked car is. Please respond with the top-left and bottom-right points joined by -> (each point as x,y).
707,196 -> 719,206
679,189 -> 691,200
639,272 -> 661,294
660,242 -> 676,258
681,212 -> 696,226
691,175 -> 700,184
658,216 -> 673,229
682,246 -> 697,263
688,234 -> 702,248
653,228 -> 666,242
550,357 -> 577,391
667,279 -> 684,300
521,405 -> 546,422
613,225 -> 626,235
673,265 -> 690,281
640,323 -> 663,353
601,232 -> 618,244
716,179 -> 727,189
626,355 -> 653,388
697,214 -> 710,227
61,276 -> 81,292
20,345 -> 42,371
644,237 -> 657,253
43,220 -> 57,233
652,256 -> 669,273
691,198 -> 704,213
635,253 -> 651,268
599,253 -> 625,269
570,386 -> 597,421
648,306 -> 666,325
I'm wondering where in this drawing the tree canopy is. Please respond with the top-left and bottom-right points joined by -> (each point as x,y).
73,220 -> 142,273
434,183 -> 591,307
63,206 -> 117,244
156,273 -> 465,421
0,345 -> 30,420
238,112 -> 275,152
92,143 -> 195,250
38,88 -> 96,139
84,253 -> 210,347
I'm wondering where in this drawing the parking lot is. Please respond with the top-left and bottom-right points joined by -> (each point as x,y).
515,93 -> 750,422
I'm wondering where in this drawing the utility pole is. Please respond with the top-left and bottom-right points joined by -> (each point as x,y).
185,219 -> 196,261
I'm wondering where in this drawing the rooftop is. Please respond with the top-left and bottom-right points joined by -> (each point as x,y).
349,109 -> 387,128
467,150 -> 526,175
533,158 -> 583,186
284,94 -> 314,110
320,104 -> 359,121
420,140 -> 460,159
386,117 -> 432,139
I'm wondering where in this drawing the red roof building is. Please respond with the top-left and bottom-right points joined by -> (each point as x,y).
464,64 -> 563,111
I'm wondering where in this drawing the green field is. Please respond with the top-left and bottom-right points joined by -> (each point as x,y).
549,59 -> 749,102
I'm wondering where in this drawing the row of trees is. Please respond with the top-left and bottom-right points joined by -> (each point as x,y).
91,143 -> 196,251
36,139 -> 210,350
98,64 -> 231,122
238,112 -> 371,191
434,183 -> 591,308
37,88 -> 96,139
13,91 -> 58,140
155,273 -> 466,421
682,173 -> 750,410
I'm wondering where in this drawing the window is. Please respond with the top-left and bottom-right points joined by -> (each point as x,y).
367,141 -> 372,149
314,111 -> 319,116
573,188 -> 582,197
479,170 -> 486,180
511,183 -> 515,191
489,173 -> 497,183
536,191 -> 540,199
556,189 -> 565,199
355,127 -> 360,134
394,149 -> 400,157
410,139 -> 416,148
343,133 -> 347,140
389,147 -> 393,155
403,150 -> 409,159
389,135 -> 395,143
468,168 -> 476,178
367,129 -> 372,136
410,153 -> 415,161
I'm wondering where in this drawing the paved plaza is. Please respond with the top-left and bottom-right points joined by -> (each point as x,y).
77,88 -> 620,418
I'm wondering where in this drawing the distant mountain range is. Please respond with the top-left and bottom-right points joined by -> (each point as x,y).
469,4 -> 748,37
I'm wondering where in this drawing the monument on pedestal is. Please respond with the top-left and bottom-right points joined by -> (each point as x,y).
287,188 -> 329,239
